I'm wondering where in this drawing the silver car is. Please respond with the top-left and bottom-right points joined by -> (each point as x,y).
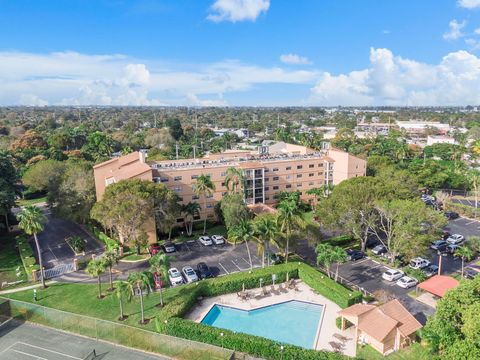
211,235 -> 225,245
198,236 -> 213,246
168,267 -> 184,286
382,269 -> 404,282
182,266 -> 199,283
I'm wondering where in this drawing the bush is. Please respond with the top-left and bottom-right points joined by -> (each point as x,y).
403,267 -> 427,282
66,236 -> 85,253
297,263 -> 362,308
335,317 -> 343,330
325,235 -> 355,248
90,226 -> 119,251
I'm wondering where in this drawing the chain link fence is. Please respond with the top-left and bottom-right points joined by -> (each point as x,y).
0,298 -> 233,360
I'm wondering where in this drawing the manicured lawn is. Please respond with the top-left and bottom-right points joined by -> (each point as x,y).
0,232 -> 27,285
5,280 -> 186,331
173,224 -> 227,243
356,343 -> 430,360
121,253 -> 150,261
16,196 -> 47,207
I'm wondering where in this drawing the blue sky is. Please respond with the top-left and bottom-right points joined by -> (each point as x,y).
1,0 -> 480,106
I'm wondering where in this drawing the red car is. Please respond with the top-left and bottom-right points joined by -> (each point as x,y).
148,243 -> 162,255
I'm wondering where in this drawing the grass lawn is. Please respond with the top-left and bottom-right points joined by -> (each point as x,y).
356,343 -> 430,360
0,232 -> 27,285
4,280 -> 187,331
121,253 -> 150,261
16,196 -> 47,207
173,224 -> 227,243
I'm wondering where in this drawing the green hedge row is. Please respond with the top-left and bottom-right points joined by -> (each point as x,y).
445,201 -> 480,219
16,235 -> 40,278
158,317 -> 345,360
297,263 -> 362,308
89,226 -> 119,251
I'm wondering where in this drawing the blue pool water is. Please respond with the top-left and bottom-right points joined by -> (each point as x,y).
201,300 -> 324,349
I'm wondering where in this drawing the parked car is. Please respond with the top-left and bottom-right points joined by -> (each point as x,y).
446,234 -> 465,245
464,265 -> 480,279
198,236 -> 213,246
168,268 -> 184,286
162,242 -> 176,253
197,262 -> 213,279
430,240 -> 447,251
211,235 -> 225,245
266,251 -> 284,265
409,257 -> 431,269
182,266 -> 199,283
382,269 -> 404,282
447,244 -> 460,255
423,264 -> 439,278
372,244 -> 388,256
346,249 -> 365,261
148,243 -> 163,255
444,211 -> 459,220
396,276 -> 418,289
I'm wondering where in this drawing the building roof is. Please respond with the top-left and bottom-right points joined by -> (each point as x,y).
417,275 -> 459,298
339,299 -> 422,342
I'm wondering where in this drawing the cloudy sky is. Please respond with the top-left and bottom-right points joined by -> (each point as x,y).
2,0 -> 480,106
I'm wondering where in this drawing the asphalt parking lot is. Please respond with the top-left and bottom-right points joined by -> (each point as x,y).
445,216 -> 480,239
168,238 -> 264,277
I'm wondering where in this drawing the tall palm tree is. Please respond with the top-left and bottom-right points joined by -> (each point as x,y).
115,280 -> 132,320
331,246 -> 347,281
102,251 -> 119,291
128,271 -> 151,325
277,199 -> 305,263
468,170 -> 480,213
194,175 -> 216,234
181,202 -> 200,236
228,219 -> 254,269
86,258 -> 106,299
225,167 -> 244,194
149,253 -> 169,307
253,214 -> 279,268
16,205 -> 47,287
456,246 -> 474,278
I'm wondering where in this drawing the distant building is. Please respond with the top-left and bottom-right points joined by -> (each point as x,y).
426,135 -> 456,146
212,128 -> 249,138
396,121 -> 451,134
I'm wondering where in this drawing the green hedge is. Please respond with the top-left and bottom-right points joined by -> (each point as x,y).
89,226 -> 119,251
16,235 -> 40,278
445,201 -> 480,219
297,263 -> 362,308
159,318 -> 345,360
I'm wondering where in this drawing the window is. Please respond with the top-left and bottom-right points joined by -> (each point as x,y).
192,195 -> 199,200
297,174 -> 302,178
265,178 -> 269,182
265,196 -> 270,201
191,175 -> 198,180
318,163 -> 323,167
297,183 -> 302,188
308,182 -> 314,186
264,169 -> 270,173
174,176 -> 182,181
286,166 -> 292,170
318,172 -> 323,176
221,172 -> 226,176
221,182 -> 226,187
273,176 -> 279,181
206,194 -> 213,198
286,184 -> 292,189
273,186 -> 279,190
309,173 -> 314,177
174,186 -> 181,192
273,168 -> 279,172
265,187 -> 270,191
206,204 -> 213,209
297,165 -> 303,169
309,164 -> 315,168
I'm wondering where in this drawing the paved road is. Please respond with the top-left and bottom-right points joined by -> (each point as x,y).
452,197 -> 479,208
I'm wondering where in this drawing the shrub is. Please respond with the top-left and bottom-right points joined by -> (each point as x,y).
90,226 -> 119,251
66,236 -> 85,253
325,235 -> 355,248
335,317 -> 343,330
403,267 -> 427,282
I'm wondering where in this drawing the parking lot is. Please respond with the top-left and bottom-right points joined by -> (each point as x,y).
169,238 -> 264,277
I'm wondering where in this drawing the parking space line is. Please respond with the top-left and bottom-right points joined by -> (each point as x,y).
465,221 -> 478,225
231,260 -> 245,271
240,257 -> 251,266
11,349 -> 46,359
17,342 -> 82,360
218,262 -> 229,274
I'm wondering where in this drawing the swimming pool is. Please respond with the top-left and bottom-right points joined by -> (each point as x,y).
201,300 -> 324,349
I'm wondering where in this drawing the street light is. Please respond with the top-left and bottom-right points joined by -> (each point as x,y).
220,332 -> 224,348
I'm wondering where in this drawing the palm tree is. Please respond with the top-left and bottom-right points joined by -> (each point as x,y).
331,246 -> 347,281
315,243 -> 335,278
277,199 -> 305,263
16,205 -> 47,287
253,214 -> 279,268
181,202 -> 200,236
225,167 -> 244,194
115,281 -> 132,321
468,170 -> 480,213
194,175 -> 216,234
128,271 -> 151,325
86,259 -> 106,299
456,246 -> 474,278
149,254 -> 169,307
102,251 -> 119,291
228,219 -> 254,269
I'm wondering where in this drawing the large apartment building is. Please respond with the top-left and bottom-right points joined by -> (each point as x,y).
93,142 -> 366,242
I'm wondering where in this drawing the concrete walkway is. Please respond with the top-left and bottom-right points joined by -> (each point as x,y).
0,281 -> 56,295
185,281 -> 356,357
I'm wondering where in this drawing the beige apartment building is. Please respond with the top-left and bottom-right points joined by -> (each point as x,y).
93,142 -> 366,242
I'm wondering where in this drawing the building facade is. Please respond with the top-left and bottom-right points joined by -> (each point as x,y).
93,142 -> 366,242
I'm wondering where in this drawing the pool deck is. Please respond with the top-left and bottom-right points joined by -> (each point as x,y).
185,280 -> 357,357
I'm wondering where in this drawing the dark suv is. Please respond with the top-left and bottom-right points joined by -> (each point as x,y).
196,262 -> 213,279
346,249 -> 365,261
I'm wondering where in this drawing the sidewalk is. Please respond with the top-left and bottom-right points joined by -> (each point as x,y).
0,281 -> 56,295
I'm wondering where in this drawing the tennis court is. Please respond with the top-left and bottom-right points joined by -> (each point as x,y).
0,320 -> 167,360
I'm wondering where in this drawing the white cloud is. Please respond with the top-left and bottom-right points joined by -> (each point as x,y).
207,0 -> 270,22
475,27 -> 480,34
309,48 -> 480,106
458,0 -> 480,9
443,19 -> 467,40
0,51 -> 318,106
280,54 -> 312,65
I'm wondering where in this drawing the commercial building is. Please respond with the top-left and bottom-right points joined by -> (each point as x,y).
93,142 -> 366,242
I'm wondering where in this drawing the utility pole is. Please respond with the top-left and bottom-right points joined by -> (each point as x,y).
193,145 -> 196,159
175,142 -> 179,159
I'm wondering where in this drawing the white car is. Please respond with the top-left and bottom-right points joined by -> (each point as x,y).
382,269 -> 404,282
211,235 -> 225,245
168,268 -> 184,286
409,257 -> 430,270
182,266 -> 199,283
396,276 -> 418,289
198,236 -> 213,246
446,234 -> 465,245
